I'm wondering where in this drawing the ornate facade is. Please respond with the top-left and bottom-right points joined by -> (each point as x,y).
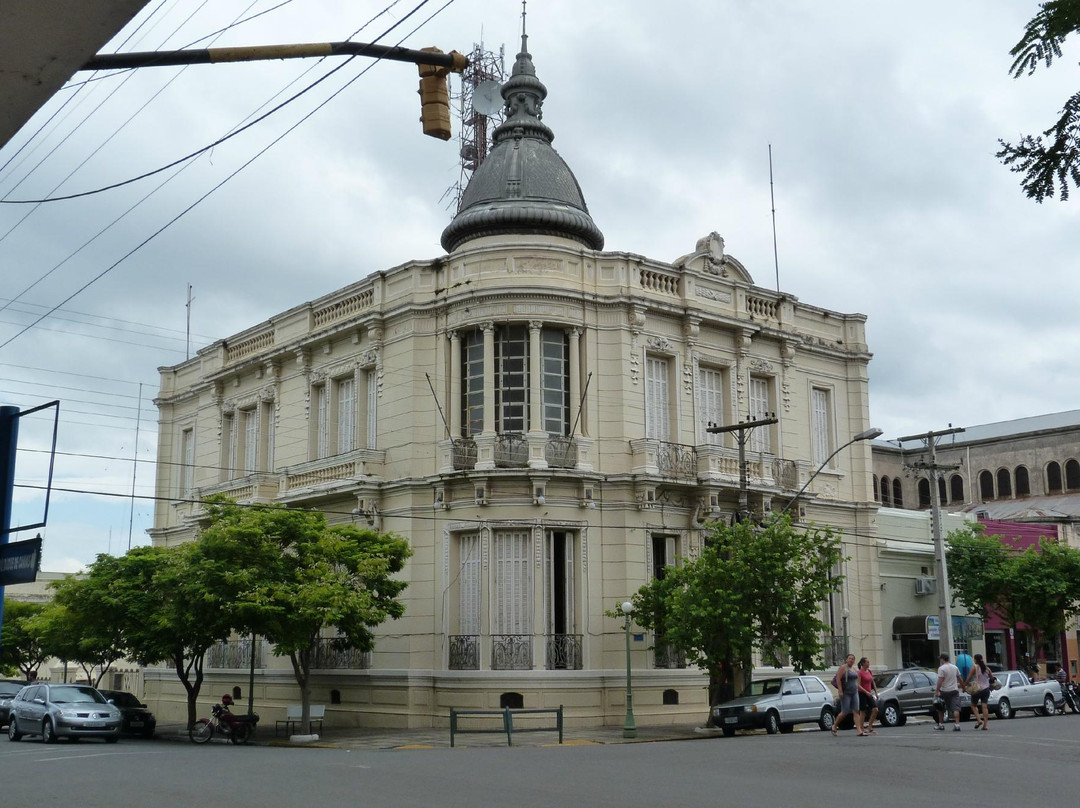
149,36 -> 880,728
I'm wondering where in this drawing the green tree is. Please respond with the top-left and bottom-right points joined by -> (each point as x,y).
30,573 -> 127,686
0,600 -> 47,680
946,524 -> 1080,640
997,1 -> 1080,201
197,500 -> 412,735
630,515 -> 844,714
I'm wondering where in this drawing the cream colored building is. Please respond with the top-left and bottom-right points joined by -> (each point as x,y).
148,37 -> 881,728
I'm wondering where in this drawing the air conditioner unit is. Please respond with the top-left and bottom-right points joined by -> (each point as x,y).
915,577 -> 937,596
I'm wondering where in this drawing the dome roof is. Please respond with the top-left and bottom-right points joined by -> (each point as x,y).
440,35 -> 603,253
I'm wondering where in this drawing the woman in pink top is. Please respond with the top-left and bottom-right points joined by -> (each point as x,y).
857,657 -> 879,734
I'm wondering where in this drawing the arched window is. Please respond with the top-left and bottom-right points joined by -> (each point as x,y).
1067,459 -> 1080,491
872,475 -> 879,502
1015,466 -> 1030,497
880,476 -> 891,507
997,468 -> 1012,498
1047,461 -> 1063,493
950,474 -> 965,503
892,478 -> 904,509
938,476 -> 947,504
918,478 -> 931,509
979,470 -> 995,501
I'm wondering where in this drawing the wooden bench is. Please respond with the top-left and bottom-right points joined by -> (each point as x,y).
449,706 -> 563,747
275,704 -> 325,736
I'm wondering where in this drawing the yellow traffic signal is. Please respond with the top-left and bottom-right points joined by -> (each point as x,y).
418,48 -> 451,140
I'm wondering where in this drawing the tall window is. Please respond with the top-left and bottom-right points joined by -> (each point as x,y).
1015,466 -> 1029,497
892,478 -> 903,508
651,534 -> 680,580
313,383 -> 329,459
1067,459 -> 1080,491
222,412 -> 236,479
997,468 -> 1012,498
541,329 -> 570,435
950,474 -> 965,503
1047,461 -> 1063,493
698,366 -> 725,445
918,478 -> 931,509
880,475 -> 891,506
811,388 -> 831,466
262,400 -> 275,472
458,533 -> 481,636
749,376 -> 771,453
493,531 -> 532,636
180,427 -> 195,496
241,408 -> 258,474
645,356 -> 671,442
363,370 -> 378,449
496,325 -> 529,433
979,470 -> 995,501
462,331 -> 484,437
938,476 -> 947,505
337,377 -> 355,455
544,531 -> 576,635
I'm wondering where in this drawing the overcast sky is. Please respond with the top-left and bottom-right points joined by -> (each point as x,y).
1,0 -> 1077,572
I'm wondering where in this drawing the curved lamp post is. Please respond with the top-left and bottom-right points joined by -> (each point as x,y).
780,427 -> 883,516
621,601 -> 636,738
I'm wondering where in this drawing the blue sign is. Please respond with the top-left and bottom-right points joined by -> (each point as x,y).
0,536 -> 42,586
926,616 -> 941,640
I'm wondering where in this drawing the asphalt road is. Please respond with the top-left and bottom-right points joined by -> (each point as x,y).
1,712 -> 1076,807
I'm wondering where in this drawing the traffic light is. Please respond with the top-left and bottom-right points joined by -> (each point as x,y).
418,47 -> 451,140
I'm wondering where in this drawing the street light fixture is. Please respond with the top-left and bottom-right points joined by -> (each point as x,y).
780,427 -> 883,516
621,600 -> 636,739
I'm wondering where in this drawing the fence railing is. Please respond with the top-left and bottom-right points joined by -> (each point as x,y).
494,433 -> 528,468
449,635 -> 480,670
657,441 -> 697,479
312,638 -> 371,669
492,634 -> 533,670
545,436 -> 577,468
452,438 -> 477,470
545,634 -> 583,670
206,637 -> 264,669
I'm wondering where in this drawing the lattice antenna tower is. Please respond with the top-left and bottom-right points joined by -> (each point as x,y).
444,42 -> 505,211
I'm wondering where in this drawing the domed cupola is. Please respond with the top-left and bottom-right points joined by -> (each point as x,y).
440,32 -> 604,253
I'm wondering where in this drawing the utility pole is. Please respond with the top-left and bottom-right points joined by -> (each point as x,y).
705,416 -> 777,521
899,426 -> 964,659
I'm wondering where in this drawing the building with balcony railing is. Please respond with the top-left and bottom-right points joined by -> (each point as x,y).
148,34 -> 880,730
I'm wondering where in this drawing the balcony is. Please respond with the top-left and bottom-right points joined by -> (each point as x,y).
452,438 -> 477,471
312,638 -> 372,669
545,436 -> 578,469
206,637 -> 264,669
630,439 -> 697,481
281,448 -> 385,495
494,433 -> 528,468
653,641 -> 687,670
449,635 -> 480,670
545,634 -> 583,670
492,634 -> 533,670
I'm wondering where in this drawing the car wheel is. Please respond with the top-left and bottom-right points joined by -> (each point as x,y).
881,701 -> 902,728
42,719 -> 55,744
1041,694 -> 1056,716
996,698 -> 1012,720
722,725 -> 735,737
818,708 -> 835,732
8,717 -> 21,742
764,711 -> 781,735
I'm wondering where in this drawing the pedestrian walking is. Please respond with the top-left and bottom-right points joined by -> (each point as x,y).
832,653 -> 866,736
857,657 -> 879,733
956,650 -> 974,683
933,653 -> 962,731
962,653 -> 994,730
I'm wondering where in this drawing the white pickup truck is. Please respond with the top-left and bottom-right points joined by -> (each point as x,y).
986,670 -> 1064,719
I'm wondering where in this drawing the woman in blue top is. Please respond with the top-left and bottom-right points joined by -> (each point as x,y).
832,653 -> 866,736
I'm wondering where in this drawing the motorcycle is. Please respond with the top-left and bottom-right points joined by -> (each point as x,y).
189,695 -> 259,744
1062,681 -> 1080,714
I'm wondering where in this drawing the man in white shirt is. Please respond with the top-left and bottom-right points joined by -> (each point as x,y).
934,653 -> 963,731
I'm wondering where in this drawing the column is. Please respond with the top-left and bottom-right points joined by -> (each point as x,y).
449,332 -> 461,437
569,327 -> 581,437
528,321 -> 543,435
482,322 -> 495,436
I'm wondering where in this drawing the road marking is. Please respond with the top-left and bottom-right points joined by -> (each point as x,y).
949,751 -> 1011,760
35,751 -> 160,763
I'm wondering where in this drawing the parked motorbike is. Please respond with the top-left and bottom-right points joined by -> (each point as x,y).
189,695 -> 259,744
1062,681 -> 1080,714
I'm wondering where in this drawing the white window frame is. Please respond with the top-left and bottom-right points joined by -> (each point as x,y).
241,407 -> 258,474
697,365 -> 726,445
748,376 -> 771,453
543,530 -> 576,635
336,376 -> 355,455
179,427 -> 195,496
459,533 -> 481,636
811,387 -> 832,467
645,355 -> 671,442
492,530 -> 532,636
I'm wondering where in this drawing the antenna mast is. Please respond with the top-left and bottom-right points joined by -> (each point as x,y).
445,42 -> 506,210
769,144 -> 780,294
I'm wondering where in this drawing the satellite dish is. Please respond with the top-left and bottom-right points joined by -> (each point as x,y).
472,80 -> 503,115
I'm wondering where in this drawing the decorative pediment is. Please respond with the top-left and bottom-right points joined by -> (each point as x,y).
673,231 -> 754,284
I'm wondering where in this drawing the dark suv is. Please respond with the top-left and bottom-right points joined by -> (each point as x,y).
874,668 -> 970,726
98,690 -> 156,738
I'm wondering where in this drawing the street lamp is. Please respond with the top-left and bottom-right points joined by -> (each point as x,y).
621,601 -> 636,739
780,427 -> 883,516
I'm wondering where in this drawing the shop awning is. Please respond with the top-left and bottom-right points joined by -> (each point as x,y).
892,616 -> 930,637
891,615 -> 984,639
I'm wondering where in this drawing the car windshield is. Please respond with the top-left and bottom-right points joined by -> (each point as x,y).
740,679 -> 783,697
49,686 -> 106,705
873,673 -> 898,688
104,692 -> 140,708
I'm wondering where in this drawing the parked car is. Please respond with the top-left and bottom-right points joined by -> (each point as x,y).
987,670 -> 1064,719
98,689 -> 156,737
871,669 -> 971,727
711,675 -> 835,736
7,683 -> 122,743
0,680 -> 27,728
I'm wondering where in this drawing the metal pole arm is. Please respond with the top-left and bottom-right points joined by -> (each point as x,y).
779,427 -> 882,516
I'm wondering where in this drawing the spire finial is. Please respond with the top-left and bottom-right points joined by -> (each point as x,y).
521,0 -> 528,54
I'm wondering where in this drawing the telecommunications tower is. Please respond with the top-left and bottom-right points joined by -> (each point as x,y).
445,42 -> 505,211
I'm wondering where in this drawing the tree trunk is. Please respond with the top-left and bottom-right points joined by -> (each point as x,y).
288,648 -> 313,735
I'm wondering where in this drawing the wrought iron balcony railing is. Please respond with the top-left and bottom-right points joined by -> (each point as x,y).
312,638 -> 372,669
545,436 -> 578,469
452,438 -> 477,470
494,433 -> 528,468
824,634 -> 848,667
657,441 -> 697,479
206,637 -> 264,669
492,634 -> 533,670
449,635 -> 480,670
545,634 -> 583,670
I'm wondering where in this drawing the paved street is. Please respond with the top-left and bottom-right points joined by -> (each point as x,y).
1,713 -> 1077,807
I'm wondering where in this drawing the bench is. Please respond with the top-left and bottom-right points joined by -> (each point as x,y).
275,704 -> 325,736
449,706 -> 563,747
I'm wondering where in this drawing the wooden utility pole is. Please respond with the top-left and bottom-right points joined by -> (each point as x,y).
705,416 -> 777,521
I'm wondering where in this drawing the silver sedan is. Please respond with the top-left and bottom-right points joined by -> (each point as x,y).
7,683 -> 121,743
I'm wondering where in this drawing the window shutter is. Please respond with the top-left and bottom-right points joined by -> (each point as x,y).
645,356 -> 670,442
337,378 -> 355,454
459,534 -> 481,635
749,377 -> 771,453
811,388 -> 830,466
698,367 -> 724,444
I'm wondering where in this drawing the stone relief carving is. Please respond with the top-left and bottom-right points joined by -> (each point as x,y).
748,358 -> 773,374
630,334 -> 640,385
646,336 -> 671,353
696,287 -> 733,304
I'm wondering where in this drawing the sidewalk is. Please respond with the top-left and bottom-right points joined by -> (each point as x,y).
154,720 -> 721,750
